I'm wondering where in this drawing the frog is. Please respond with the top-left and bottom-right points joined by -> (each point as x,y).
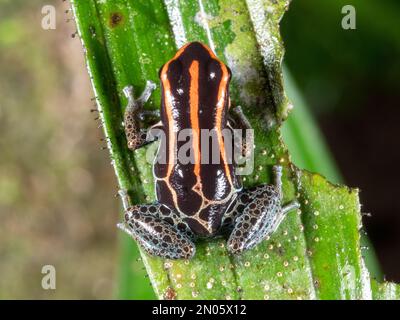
117,42 -> 300,259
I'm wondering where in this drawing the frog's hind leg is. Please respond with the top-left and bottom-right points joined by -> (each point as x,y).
226,165 -> 300,255
117,190 -> 195,260
123,81 -> 161,151
118,209 -> 196,260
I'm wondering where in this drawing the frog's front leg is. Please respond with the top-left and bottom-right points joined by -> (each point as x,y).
123,81 -> 160,151
117,190 -> 195,260
226,165 -> 300,254
228,105 -> 254,160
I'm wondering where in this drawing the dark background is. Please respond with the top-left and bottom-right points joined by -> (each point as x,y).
281,0 -> 400,281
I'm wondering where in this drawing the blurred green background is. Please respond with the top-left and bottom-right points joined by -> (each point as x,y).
281,0 -> 400,283
0,0 -> 399,298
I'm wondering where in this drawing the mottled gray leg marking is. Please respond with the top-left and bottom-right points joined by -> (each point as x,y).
117,190 -> 195,260
123,81 -> 159,151
227,165 -> 300,255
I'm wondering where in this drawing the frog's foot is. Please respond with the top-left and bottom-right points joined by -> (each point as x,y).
118,203 -> 195,260
226,165 -> 300,255
123,81 -> 159,150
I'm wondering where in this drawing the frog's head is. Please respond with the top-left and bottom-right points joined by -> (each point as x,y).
159,42 -> 232,95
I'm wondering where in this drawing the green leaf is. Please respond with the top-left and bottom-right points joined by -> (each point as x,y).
70,0 -> 399,299
282,67 -> 383,282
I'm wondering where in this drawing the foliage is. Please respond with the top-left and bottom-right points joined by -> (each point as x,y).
71,0 -> 399,299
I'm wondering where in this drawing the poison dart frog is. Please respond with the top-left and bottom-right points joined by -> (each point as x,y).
117,42 -> 300,259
